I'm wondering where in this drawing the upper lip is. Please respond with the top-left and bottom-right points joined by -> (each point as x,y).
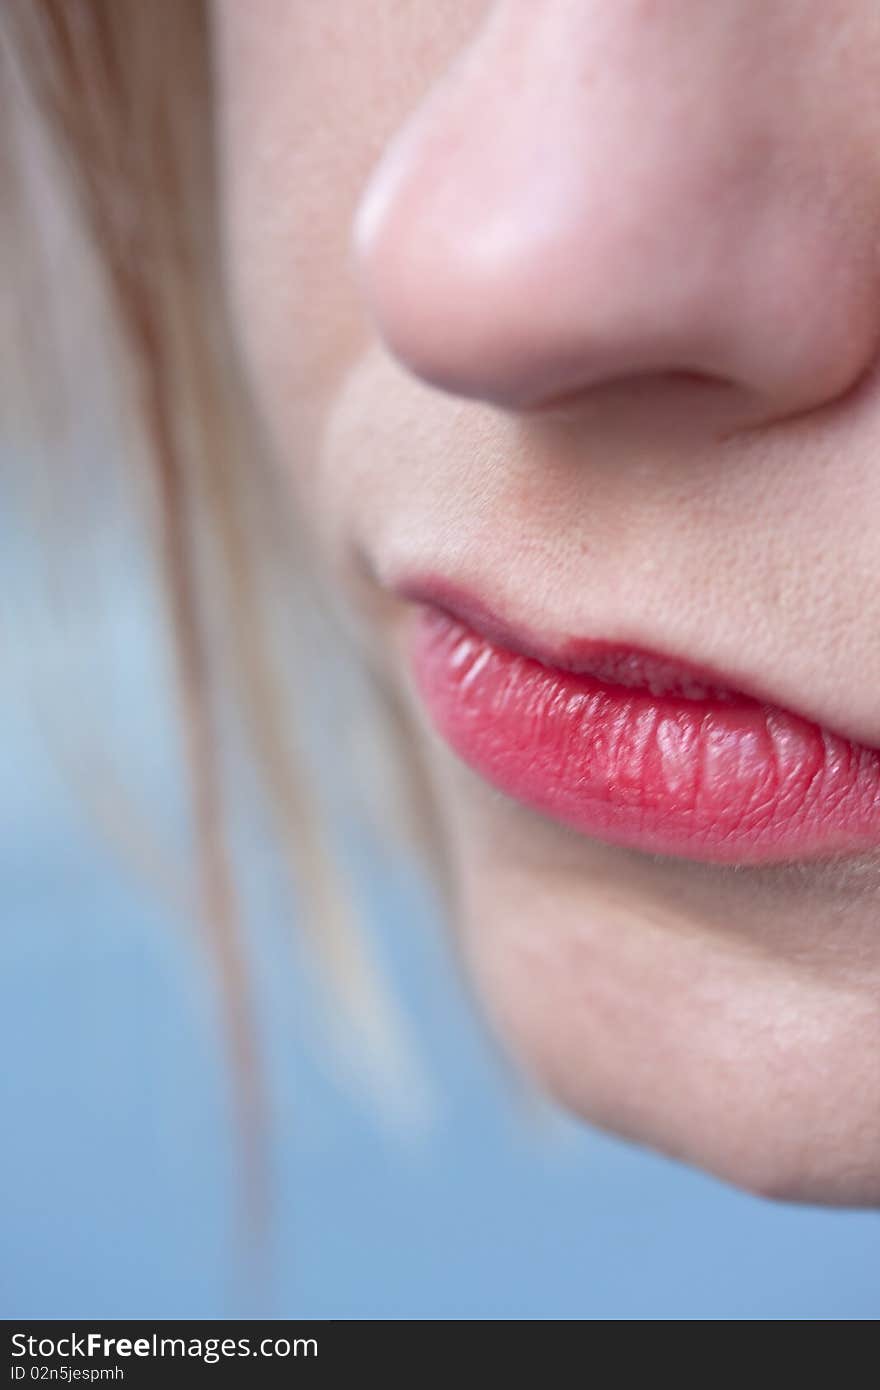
393,571 -> 876,747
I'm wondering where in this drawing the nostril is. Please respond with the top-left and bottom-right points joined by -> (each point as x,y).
521,369 -> 740,418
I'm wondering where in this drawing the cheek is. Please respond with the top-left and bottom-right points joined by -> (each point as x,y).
215,34 -> 370,453
213,1 -> 484,466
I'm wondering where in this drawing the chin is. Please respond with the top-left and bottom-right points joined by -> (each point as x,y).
452,844 -> 880,1209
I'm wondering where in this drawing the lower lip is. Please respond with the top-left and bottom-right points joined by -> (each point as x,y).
409,606 -> 880,864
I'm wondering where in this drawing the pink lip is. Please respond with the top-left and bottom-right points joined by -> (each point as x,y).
402,585 -> 880,865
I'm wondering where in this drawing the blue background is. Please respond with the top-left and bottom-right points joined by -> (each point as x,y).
1,578 -> 877,1321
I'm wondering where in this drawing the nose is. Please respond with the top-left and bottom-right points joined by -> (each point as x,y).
352,1 -> 880,422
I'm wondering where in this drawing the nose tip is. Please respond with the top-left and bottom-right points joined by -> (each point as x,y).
352,4 -> 880,423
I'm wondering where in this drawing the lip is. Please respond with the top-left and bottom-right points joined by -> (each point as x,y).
401,586 -> 880,865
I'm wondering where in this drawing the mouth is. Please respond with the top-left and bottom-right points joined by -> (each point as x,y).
398,583 -> 880,865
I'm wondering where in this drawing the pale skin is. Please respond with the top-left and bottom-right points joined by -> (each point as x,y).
213,1 -> 880,1204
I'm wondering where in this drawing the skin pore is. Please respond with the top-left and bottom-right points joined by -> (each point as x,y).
213,1 -> 880,1204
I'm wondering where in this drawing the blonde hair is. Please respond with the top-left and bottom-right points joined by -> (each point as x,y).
1,0 -> 449,1244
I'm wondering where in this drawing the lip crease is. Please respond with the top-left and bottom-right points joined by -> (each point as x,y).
398,577 -> 880,865
399,576 -> 757,697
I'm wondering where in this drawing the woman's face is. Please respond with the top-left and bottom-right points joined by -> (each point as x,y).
213,1 -> 880,1205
